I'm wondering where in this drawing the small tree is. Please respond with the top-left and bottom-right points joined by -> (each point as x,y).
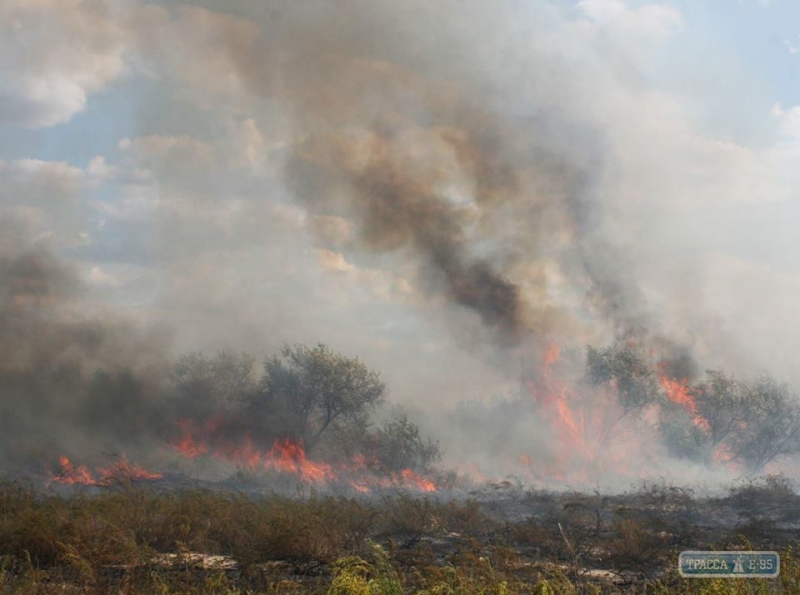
691,369 -> 749,449
733,374 -> 800,473
171,351 -> 257,419
658,404 -> 707,461
586,345 -> 661,411
254,344 -> 386,454
371,414 -> 441,473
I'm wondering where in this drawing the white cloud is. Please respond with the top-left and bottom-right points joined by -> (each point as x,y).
0,158 -> 94,250
0,0 -> 125,127
0,159 -> 84,206
87,156 -> 117,185
317,249 -> 356,274
772,103 -> 800,138
576,0 -> 684,42
87,265 -> 121,287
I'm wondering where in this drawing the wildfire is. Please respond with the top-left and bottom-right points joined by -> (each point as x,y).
657,367 -> 710,433
99,455 -> 164,482
51,455 -> 163,486
398,469 -> 436,492
170,420 -> 436,492
527,344 -> 593,462
265,438 -> 335,482
711,442 -> 735,465
523,343 -> 655,482
172,433 -> 207,458
519,344 -> 756,483
171,421 -> 336,481
52,456 -> 96,485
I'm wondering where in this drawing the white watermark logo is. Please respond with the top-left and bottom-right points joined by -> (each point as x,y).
679,551 -> 779,578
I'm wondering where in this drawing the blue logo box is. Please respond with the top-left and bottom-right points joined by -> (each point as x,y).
679,551 -> 780,578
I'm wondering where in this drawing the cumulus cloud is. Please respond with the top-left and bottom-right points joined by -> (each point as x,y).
317,249 -> 356,274
87,265 -> 121,287
576,0 -> 684,41
0,0 -> 125,128
0,158 -> 94,250
772,103 -> 800,138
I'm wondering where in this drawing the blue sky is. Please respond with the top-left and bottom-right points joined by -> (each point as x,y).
668,0 -> 800,138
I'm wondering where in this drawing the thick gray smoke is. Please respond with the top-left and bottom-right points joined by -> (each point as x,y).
3,0 -> 797,488
209,1 -> 668,353
0,227 -> 172,470
0,0 -> 683,477
285,132 -> 529,346
161,1 -> 620,350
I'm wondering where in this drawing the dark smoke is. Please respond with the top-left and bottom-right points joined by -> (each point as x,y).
209,2 -> 660,350
5,1 -> 764,488
0,241 -> 172,471
285,127 -> 529,345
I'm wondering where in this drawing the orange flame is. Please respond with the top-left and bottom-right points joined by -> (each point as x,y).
523,343 -> 653,482
97,455 -> 164,482
398,469 -> 436,492
265,438 -> 335,482
51,455 -> 163,486
52,456 -> 98,485
172,434 -> 207,458
170,419 -> 436,492
527,344 -> 592,460
657,367 -> 710,433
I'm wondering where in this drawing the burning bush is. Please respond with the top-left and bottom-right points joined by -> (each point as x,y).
163,343 -> 439,490
585,343 -> 800,475
586,345 -> 661,413
249,344 -> 386,456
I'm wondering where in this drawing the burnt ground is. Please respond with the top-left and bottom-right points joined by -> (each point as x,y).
1,474 -> 800,593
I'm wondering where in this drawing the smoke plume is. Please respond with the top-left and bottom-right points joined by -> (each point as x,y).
2,0 -> 798,488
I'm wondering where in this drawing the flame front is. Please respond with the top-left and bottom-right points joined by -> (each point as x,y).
523,344 -> 654,483
398,469 -> 436,492
528,345 -> 591,462
53,456 -> 97,485
170,420 -> 436,492
51,455 -> 163,486
265,438 -> 335,482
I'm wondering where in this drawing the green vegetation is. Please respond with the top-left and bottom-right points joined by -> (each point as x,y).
586,345 -> 661,412
168,344 -> 441,472
253,344 -> 386,455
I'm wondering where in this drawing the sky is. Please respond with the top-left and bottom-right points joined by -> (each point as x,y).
1,0 -> 800,414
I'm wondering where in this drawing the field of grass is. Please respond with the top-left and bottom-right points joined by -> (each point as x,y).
1,477 -> 799,594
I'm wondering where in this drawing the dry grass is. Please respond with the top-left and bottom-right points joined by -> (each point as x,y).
0,480 -> 799,594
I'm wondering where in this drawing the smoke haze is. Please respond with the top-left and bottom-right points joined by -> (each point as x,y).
1,0 -> 800,487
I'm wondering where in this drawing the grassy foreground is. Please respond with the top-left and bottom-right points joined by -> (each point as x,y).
1,479 -> 799,594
